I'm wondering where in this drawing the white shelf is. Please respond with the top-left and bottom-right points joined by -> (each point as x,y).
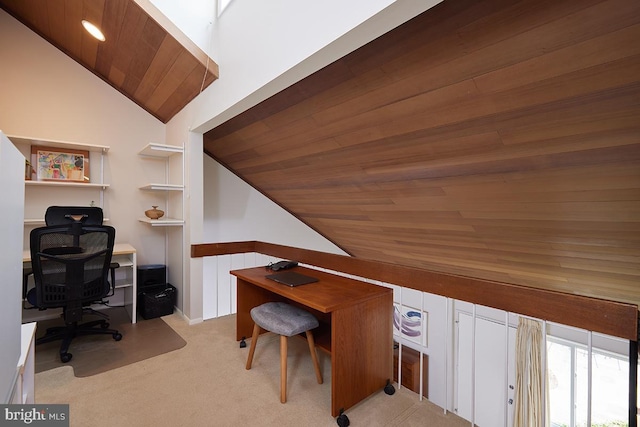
138,142 -> 184,230
114,279 -> 134,290
9,135 -> 109,153
139,183 -> 183,191
138,143 -> 183,158
138,217 -> 184,227
25,180 -> 109,189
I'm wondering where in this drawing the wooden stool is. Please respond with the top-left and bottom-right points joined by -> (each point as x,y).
245,301 -> 323,403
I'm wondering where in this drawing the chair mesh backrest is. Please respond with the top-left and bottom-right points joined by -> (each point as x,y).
30,224 -> 115,311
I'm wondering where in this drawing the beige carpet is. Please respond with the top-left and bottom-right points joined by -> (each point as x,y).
35,313 -> 471,427
34,307 -> 186,377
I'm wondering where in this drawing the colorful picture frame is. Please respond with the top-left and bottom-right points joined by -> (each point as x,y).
393,303 -> 428,346
31,145 -> 90,183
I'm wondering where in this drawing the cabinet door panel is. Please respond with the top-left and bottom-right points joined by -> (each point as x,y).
456,312 -> 515,427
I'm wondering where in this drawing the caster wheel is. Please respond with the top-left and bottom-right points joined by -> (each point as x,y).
113,333 -> 123,341
336,409 -> 350,427
60,353 -> 72,363
239,336 -> 247,348
384,379 -> 395,395
101,322 -> 110,329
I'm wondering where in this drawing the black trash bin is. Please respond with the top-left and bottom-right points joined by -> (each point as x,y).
137,264 -> 176,319
138,283 -> 176,319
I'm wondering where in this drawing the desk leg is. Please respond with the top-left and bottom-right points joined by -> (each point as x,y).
331,292 -> 393,416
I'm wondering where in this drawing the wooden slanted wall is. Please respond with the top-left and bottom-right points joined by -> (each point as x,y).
203,0 -> 640,335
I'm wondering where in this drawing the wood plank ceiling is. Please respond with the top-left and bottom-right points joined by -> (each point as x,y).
0,0 -> 218,123
204,0 -> 640,308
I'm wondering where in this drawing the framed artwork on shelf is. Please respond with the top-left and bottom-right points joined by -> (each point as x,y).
31,145 -> 90,182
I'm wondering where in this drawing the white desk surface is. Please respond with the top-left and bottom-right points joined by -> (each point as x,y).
23,242 -> 136,262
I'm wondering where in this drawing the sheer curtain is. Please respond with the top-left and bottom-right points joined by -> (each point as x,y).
513,317 -> 544,427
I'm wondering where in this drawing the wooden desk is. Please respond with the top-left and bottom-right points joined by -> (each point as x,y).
231,266 -> 393,417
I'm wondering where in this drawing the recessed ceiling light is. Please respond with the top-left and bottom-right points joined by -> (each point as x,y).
81,20 -> 105,42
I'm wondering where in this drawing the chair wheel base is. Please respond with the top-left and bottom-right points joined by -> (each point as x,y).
113,332 -> 123,341
336,409 -> 350,427
384,379 -> 395,395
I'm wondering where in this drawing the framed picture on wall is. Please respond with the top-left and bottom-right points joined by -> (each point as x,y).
393,303 -> 427,346
31,145 -> 90,182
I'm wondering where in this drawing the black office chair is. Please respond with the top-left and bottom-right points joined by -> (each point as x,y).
30,222 -> 123,363
23,206 -> 118,308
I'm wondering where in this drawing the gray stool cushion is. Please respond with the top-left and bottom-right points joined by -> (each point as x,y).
251,302 -> 319,337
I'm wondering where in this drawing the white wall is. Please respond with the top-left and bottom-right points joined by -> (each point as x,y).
0,10 -> 168,267
161,106 -> 203,321
187,0 -> 442,133
0,132 -> 24,402
203,156 -> 345,252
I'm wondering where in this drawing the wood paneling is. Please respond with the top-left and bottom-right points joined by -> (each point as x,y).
203,0 -> 640,318
191,241 -> 638,341
0,0 -> 218,123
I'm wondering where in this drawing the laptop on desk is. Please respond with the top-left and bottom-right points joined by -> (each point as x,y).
265,271 -> 319,287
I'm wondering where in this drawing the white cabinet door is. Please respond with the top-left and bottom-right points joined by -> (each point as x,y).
456,312 -> 516,427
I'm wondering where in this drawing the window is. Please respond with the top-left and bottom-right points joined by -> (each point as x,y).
547,337 -> 630,427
